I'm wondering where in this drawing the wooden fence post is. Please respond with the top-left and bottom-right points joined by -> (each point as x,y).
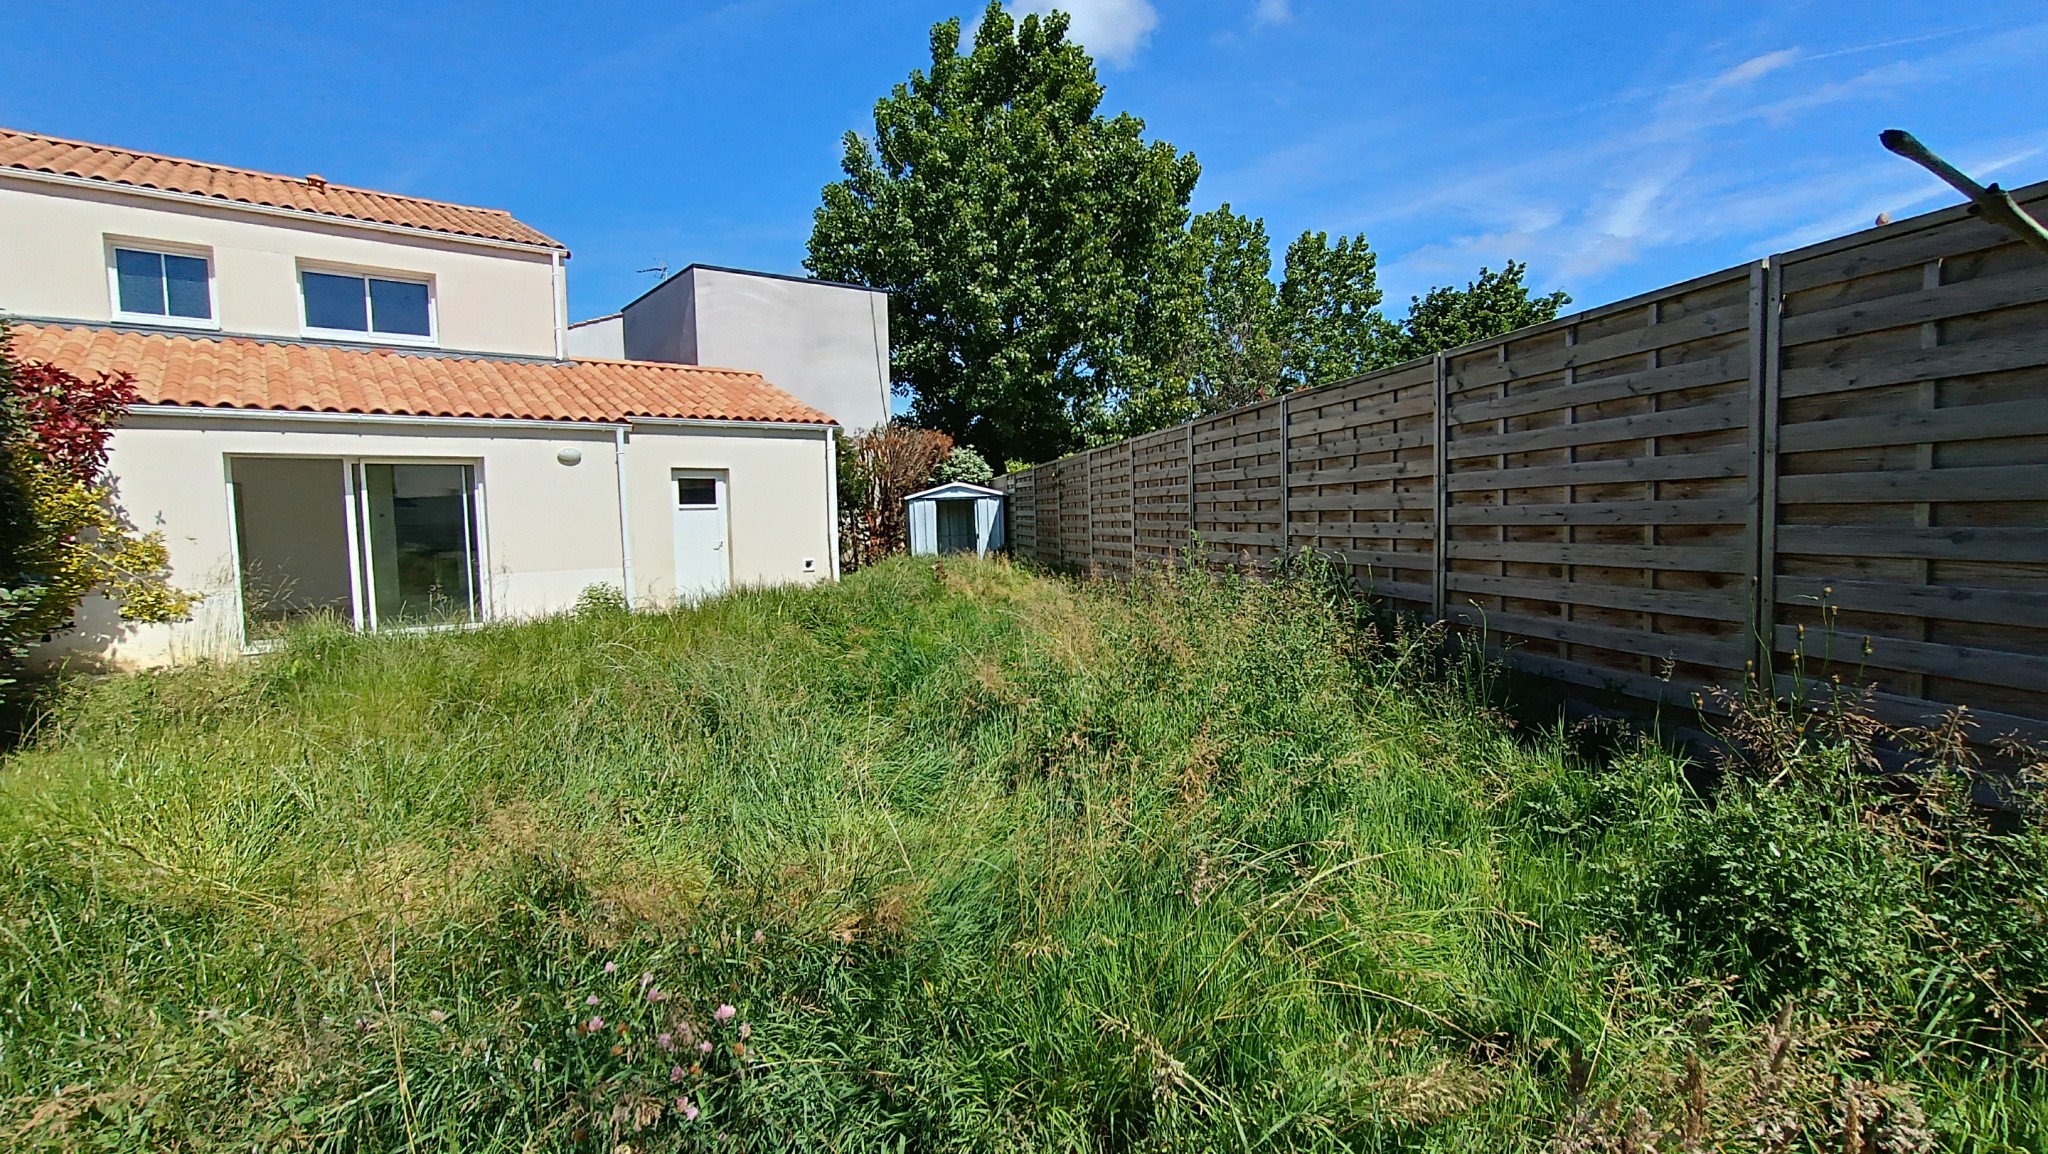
1744,259 -> 1773,689
1756,259 -> 1785,690
1431,351 -> 1449,620
1277,391 -> 1291,562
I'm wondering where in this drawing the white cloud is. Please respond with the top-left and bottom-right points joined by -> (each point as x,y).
1251,0 -> 1293,28
1358,19 -> 2048,306
1006,0 -> 1159,66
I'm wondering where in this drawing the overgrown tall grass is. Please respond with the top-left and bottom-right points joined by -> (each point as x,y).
1,556 -> 2042,1151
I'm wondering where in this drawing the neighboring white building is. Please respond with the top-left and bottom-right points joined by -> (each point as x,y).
613,264 -> 892,431
0,128 -> 840,669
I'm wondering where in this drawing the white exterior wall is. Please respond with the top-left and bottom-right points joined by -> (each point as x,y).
620,423 -> 836,605
0,173 -> 565,358
47,412 -> 834,669
566,314 -> 625,359
623,267 -> 890,431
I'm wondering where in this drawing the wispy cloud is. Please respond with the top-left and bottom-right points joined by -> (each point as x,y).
1359,17 -> 2048,305
1251,0 -> 1293,29
1005,0 -> 1159,66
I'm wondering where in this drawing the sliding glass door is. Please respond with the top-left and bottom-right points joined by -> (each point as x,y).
355,462 -> 480,629
228,456 -> 482,642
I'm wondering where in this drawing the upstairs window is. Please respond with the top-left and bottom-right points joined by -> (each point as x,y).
301,270 -> 433,339
113,247 -> 212,322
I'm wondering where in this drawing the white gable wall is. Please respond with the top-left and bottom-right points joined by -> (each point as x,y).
0,174 -> 564,358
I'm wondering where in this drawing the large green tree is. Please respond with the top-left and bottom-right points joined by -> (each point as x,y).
1174,204 -> 1282,417
1374,261 -> 1572,365
1275,229 -> 1386,389
807,4 -> 1199,466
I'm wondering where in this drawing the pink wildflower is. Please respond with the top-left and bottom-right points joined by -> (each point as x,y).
714,1004 -> 736,1022
698,1040 -> 713,1054
647,988 -> 665,1002
603,961 -> 618,974
670,1065 -> 685,1083
676,1096 -> 700,1122
657,1032 -> 674,1051
586,994 -> 600,1006
739,1022 -> 751,1040
587,1016 -> 605,1032
752,929 -> 764,944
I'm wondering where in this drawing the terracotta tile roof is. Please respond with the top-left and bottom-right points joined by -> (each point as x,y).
7,323 -> 835,427
0,127 -> 564,250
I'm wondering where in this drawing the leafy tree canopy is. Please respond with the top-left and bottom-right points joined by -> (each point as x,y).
807,3 -> 1199,466
1374,261 -> 1572,366
810,8 -> 1573,461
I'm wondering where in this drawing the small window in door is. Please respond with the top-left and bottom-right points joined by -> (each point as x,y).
676,477 -> 719,507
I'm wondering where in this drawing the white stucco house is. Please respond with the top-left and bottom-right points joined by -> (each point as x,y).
0,127 -> 841,668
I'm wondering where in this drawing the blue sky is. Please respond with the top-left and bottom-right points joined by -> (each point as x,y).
6,2 -> 2045,324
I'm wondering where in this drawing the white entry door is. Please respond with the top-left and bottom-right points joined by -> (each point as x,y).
671,470 -> 731,602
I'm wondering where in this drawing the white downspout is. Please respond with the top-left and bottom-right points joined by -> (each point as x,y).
551,251 -> 567,360
614,424 -> 636,604
827,426 -> 842,582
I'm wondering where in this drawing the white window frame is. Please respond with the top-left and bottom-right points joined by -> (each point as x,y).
105,237 -> 219,329
296,260 -> 439,347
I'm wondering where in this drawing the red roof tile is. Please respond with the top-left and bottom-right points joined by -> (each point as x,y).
7,323 -> 835,427
0,127 -> 564,250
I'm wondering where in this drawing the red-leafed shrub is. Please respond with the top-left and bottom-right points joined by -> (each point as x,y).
1,326 -> 194,687
9,358 -> 138,483
837,425 -> 955,571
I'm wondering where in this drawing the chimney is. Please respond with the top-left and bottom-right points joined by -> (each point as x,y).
304,174 -> 327,190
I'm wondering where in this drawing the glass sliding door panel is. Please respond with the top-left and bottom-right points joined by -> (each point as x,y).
358,463 -> 479,627
228,456 -> 354,639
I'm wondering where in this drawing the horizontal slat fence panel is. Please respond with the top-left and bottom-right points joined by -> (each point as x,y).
1193,400 -> 1284,568
993,178 -> 2048,736
1767,183 -> 2048,744
1441,266 -> 1759,703
1131,423 -> 1192,565
1089,441 -> 1134,578
1286,359 -> 1438,612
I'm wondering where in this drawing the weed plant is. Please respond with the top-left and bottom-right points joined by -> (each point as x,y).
0,555 -> 2042,1151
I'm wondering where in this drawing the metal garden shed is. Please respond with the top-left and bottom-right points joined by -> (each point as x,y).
905,481 -> 1005,558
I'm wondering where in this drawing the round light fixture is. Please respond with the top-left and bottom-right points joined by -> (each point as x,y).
557,447 -> 584,466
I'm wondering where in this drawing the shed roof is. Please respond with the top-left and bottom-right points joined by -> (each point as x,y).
905,481 -> 1004,501
8,321 -> 835,427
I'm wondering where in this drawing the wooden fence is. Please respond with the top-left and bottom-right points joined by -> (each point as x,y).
994,181 -> 2048,744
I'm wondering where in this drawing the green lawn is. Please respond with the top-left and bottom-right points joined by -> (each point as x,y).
1,556 -> 2042,1151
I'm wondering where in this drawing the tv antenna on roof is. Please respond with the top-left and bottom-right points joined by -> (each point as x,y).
636,262 -> 670,279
